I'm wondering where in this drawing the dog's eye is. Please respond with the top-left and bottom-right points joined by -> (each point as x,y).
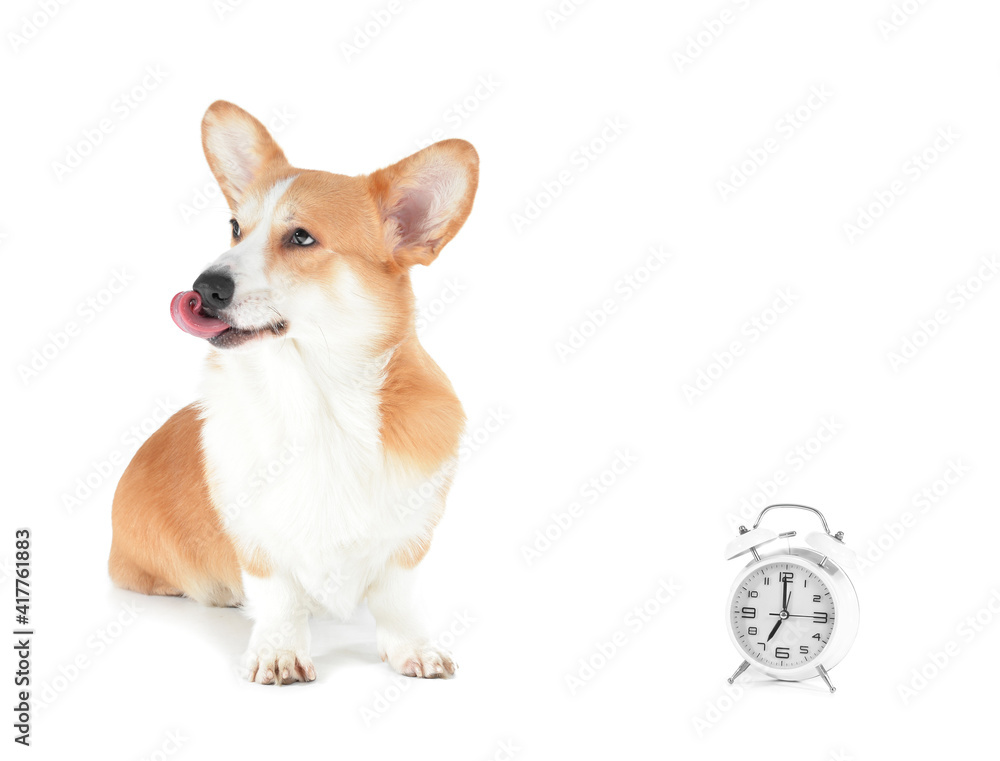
230,219 -> 241,239
291,229 -> 315,246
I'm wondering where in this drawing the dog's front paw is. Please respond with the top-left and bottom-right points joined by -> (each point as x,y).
242,647 -> 317,685
381,644 -> 457,678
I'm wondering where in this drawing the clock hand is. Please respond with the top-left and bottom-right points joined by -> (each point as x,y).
782,577 -> 789,611
766,617 -> 782,642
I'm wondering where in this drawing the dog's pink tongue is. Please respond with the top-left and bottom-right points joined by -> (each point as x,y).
170,291 -> 230,338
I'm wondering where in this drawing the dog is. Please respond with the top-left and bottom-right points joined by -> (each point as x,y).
109,101 -> 478,685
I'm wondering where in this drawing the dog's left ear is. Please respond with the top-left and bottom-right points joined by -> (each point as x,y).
201,100 -> 290,209
367,139 -> 479,267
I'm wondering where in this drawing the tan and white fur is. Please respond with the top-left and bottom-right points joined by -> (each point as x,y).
109,101 -> 478,685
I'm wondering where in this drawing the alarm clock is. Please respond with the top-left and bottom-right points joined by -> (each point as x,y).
724,504 -> 859,693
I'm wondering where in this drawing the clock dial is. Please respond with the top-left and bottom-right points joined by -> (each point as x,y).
730,561 -> 836,669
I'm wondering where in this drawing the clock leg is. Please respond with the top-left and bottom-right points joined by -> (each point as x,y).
727,660 -> 750,685
816,664 -> 836,693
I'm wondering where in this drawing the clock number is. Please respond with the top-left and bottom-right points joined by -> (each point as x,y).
799,646 -> 809,655
763,577 -> 770,586
748,590 -> 759,598
813,595 -> 822,603
775,647 -> 790,660
757,642 -> 767,652
747,627 -> 757,635
813,611 -> 828,624
812,633 -> 821,641
741,607 -> 756,619
779,571 -> 794,582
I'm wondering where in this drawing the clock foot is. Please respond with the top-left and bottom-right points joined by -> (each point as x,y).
727,660 -> 750,685
816,664 -> 836,693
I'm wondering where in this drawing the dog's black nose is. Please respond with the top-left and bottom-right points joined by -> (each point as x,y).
193,270 -> 235,310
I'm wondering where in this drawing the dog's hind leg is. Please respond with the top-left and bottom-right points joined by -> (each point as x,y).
109,403 -> 244,605
108,544 -> 184,597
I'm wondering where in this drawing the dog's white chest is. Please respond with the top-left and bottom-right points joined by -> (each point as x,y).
197,345 -> 447,614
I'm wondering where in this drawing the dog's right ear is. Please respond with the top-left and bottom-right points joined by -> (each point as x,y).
201,101 -> 290,209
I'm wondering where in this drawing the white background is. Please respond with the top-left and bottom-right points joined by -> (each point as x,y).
3,0 -> 1000,758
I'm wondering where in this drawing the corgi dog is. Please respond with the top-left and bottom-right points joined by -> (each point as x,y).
109,101 -> 478,685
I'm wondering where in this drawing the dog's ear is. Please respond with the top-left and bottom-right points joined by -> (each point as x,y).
201,101 -> 290,209
367,140 -> 479,267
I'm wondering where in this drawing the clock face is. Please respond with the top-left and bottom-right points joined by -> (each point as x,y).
730,560 -> 837,669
